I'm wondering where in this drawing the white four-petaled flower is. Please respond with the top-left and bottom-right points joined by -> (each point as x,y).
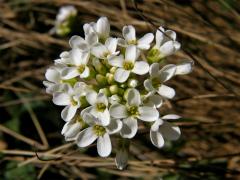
110,88 -> 159,138
109,45 -> 149,83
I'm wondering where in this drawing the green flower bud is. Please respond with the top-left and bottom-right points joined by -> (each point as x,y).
92,58 -> 107,75
109,85 -> 119,95
120,83 -> 127,89
99,88 -> 111,97
96,74 -> 107,86
106,73 -> 115,84
127,79 -> 138,88
79,96 -> 88,108
110,67 -> 117,74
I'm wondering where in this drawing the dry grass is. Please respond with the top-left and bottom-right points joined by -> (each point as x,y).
0,0 -> 240,179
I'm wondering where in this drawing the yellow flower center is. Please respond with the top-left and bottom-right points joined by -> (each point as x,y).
127,106 -> 139,117
96,103 -> 106,112
93,125 -> 106,136
128,39 -> 137,45
152,77 -> 161,88
123,61 -> 134,70
71,98 -> 78,106
78,64 -> 85,74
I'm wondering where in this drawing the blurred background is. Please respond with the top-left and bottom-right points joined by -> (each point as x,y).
0,0 -> 240,179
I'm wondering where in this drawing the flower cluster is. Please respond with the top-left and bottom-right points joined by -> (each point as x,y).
44,17 -> 193,169
51,5 -> 77,36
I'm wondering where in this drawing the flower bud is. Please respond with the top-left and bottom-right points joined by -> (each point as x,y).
92,58 -> 107,75
127,78 -> 138,88
96,74 -> 107,86
106,73 -> 115,84
109,85 -> 118,94
110,67 -> 117,74
123,88 -> 131,101
99,88 -> 111,97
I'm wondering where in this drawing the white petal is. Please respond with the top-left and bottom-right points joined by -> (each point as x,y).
61,105 -> 78,122
144,79 -> 155,92
83,111 -> 99,126
52,92 -> 70,106
138,33 -> 154,49
127,88 -> 141,106
175,61 -> 193,75
105,37 -> 117,54
120,117 -> 138,139
97,93 -> 108,105
108,55 -> 124,67
45,68 -> 60,83
107,119 -> 123,134
148,94 -> 163,108
122,25 -> 136,42
132,61 -> 149,75
173,41 -> 181,51
61,67 -> 79,79
97,109 -> 110,126
71,48 -> 89,65
110,104 -> 128,118
157,85 -> 175,99
159,64 -> 176,82
149,63 -> 159,77
96,17 -> 110,39
76,127 -> 97,147
117,38 -> 127,47
97,133 -> 112,157
62,120 -> 81,141
114,68 -> 130,83
69,35 -> 86,49
159,41 -> 175,56
86,91 -> 97,105
91,44 -> 108,59
159,122 -> 181,140
86,32 -> 98,46
125,45 -> 136,62
150,130 -> 164,148
138,106 -> 159,122
155,27 -> 165,47
115,149 -> 128,170
162,114 -> 181,120
151,119 -> 164,131
79,66 -> 90,78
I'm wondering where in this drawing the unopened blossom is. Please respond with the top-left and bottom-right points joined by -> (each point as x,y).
109,45 -> 149,83
77,113 -> 122,157
118,25 -> 154,50
150,114 -> 181,148
110,88 -> 159,138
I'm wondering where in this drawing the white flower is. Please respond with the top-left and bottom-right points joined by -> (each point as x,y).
86,91 -> 111,126
76,113 -> 122,157
56,6 -> 77,23
69,32 -> 98,53
110,88 -> 159,138
143,93 -> 163,108
91,37 -> 119,59
83,17 -> 110,41
154,26 -> 181,58
52,82 -> 88,121
118,25 -> 154,50
144,63 -> 177,99
150,114 -> 181,148
108,45 -> 149,83
61,49 -> 90,79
